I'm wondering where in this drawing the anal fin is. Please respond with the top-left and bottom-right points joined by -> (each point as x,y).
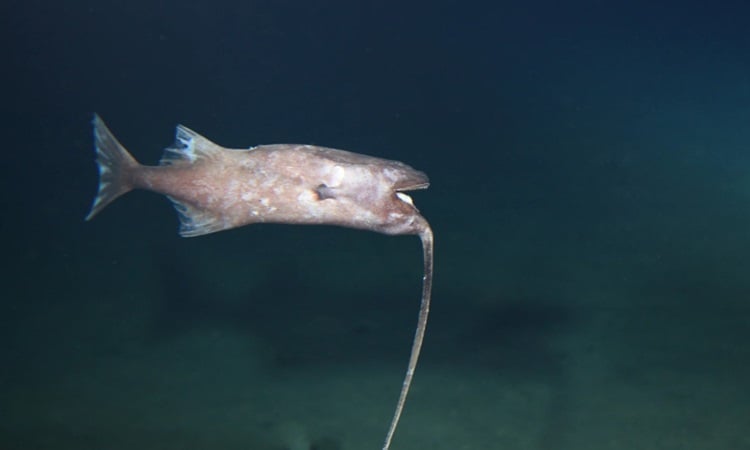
168,196 -> 228,237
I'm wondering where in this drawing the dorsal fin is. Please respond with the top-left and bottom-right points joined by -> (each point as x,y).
160,125 -> 223,166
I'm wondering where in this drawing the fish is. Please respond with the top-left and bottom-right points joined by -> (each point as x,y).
86,114 -> 433,450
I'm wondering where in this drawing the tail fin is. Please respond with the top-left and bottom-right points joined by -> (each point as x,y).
85,114 -> 140,220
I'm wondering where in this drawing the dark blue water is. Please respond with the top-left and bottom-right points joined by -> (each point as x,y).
3,1 -> 749,449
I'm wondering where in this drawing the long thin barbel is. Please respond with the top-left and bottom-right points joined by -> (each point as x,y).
382,224 -> 434,450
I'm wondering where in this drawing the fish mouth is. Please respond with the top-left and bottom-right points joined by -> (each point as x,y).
396,181 -> 430,192
394,168 -> 430,192
394,180 -> 429,210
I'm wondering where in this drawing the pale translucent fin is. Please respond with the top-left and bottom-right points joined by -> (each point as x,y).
167,196 -> 229,237
160,125 -> 224,166
86,114 -> 140,220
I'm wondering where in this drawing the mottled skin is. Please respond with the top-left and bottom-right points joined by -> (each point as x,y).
139,142 -> 429,237
86,115 -> 432,450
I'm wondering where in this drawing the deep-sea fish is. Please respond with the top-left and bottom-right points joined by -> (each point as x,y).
86,115 -> 433,450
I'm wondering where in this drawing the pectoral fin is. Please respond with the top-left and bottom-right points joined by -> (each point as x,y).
315,184 -> 337,200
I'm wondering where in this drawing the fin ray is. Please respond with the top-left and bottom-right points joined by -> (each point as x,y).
168,196 -> 228,237
86,114 -> 140,220
160,125 -> 223,166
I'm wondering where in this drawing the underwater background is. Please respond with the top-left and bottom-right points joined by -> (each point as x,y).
2,1 -> 750,449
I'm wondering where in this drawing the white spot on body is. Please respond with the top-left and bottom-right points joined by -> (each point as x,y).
330,165 -> 345,186
227,180 -> 240,196
297,190 -> 316,204
383,167 -> 400,183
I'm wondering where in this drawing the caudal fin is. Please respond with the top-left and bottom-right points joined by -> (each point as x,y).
85,114 -> 140,220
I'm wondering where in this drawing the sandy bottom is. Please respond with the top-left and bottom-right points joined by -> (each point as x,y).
3,304 -> 748,450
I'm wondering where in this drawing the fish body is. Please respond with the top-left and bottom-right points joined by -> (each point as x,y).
87,115 -> 429,237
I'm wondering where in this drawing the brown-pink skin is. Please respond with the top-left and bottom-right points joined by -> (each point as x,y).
134,143 -> 429,237
87,116 -> 429,238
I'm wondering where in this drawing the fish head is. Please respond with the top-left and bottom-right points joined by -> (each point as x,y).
331,158 -> 430,236
376,161 -> 430,234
